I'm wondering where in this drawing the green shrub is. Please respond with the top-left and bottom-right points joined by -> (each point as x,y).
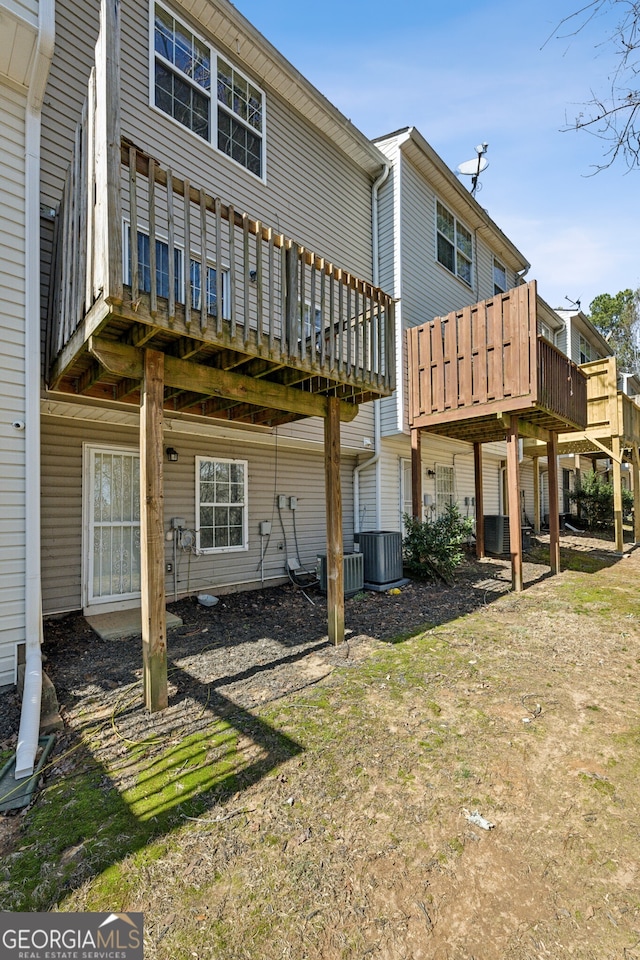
569,470 -> 633,529
402,504 -> 474,585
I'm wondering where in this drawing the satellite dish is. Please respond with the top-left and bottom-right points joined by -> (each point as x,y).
455,143 -> 489,196
456,157 -> 489,176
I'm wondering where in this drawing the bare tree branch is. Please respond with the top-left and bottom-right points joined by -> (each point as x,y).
548,0 -> 640,170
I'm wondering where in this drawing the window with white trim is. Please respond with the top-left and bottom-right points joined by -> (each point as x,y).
436,201 -> 472,285
152,2 -> 265,178
124,225 -> 229,318
579,334 -> 594,364
196,457 -> 248,552
540,321 -> 558,345
493,257 -> 506,294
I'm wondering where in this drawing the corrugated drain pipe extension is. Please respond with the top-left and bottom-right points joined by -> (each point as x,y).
14,0 -> 55,780
354,160 -> 390,533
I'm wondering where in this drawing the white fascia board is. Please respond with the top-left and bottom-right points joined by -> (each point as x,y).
176,0 -> 387,177
398,127 -> 529,275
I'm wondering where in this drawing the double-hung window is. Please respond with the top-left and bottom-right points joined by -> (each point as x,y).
436,201 -> 472,285
196,457 -> 248,553
493,258 -> 507,295
152,2 -> 265,179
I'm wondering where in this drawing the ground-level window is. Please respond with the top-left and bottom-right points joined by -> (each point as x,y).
436,200 -> 472,285
435,463 -> 455,517
196,457 -> 248,552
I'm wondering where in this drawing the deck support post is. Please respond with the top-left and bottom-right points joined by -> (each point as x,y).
612,436 -> 624,553
506,416 -> 523,592
533,456 -> 541,535
473,442 -> 485,559
547,433 -> 560,576
140,348 -> 168,711
324,396 -> 344,645
632,445 -> 640,545
411,428 -> 422,519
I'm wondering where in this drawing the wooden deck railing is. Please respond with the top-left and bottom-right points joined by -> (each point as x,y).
408,282 -> 587,436
46,86 -> 394,398
537,338 -> 587,429
621,392 -> 640,444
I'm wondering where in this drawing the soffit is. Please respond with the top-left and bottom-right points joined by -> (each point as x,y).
0,7 -> 38,88
176,0 -> 387,177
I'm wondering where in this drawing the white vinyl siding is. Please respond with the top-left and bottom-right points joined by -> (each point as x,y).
0,84 -> 27,685
375,150 -> 520,439
41,414 -> 358,613
41,0 -> 374,287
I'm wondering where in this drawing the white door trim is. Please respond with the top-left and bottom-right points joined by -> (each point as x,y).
82,443 -> 141,615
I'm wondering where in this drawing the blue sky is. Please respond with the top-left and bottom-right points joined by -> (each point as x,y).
234,0 -> 640,313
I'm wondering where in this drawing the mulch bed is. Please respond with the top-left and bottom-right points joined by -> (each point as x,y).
1,551 -> 547,754
4,527 -> 625,752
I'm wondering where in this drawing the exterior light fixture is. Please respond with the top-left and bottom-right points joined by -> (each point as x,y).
166,447 -> 179,462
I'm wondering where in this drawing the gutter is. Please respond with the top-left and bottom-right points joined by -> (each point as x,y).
14,0 -> 55,780
354,161 -> 390,532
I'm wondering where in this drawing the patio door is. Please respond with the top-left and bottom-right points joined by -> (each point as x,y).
83,445 -> 141,613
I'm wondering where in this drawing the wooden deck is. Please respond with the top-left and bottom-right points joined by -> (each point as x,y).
407,282 -> 589,593
47,140 -> 394,428
523,356 -> 640,550
407,282 -> 587,443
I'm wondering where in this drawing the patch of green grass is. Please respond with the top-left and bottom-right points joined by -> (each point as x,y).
1,721 -> 254,911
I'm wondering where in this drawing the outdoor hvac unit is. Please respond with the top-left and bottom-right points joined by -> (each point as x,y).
483,516 -> 532,555
317,552 -> 364,598
354,531 -> 408,591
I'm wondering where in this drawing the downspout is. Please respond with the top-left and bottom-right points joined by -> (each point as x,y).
354,161 -> 390,533
15,0 -> 56,780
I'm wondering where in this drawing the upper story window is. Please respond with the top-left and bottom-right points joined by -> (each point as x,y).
436,201 -> 472,286
493,258 -> 507,294
579,334 -> 594,364
152,2 -> 265,179
539,320 -> 556,344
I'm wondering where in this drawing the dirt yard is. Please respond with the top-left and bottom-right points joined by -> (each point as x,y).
2,532 -> 640,959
